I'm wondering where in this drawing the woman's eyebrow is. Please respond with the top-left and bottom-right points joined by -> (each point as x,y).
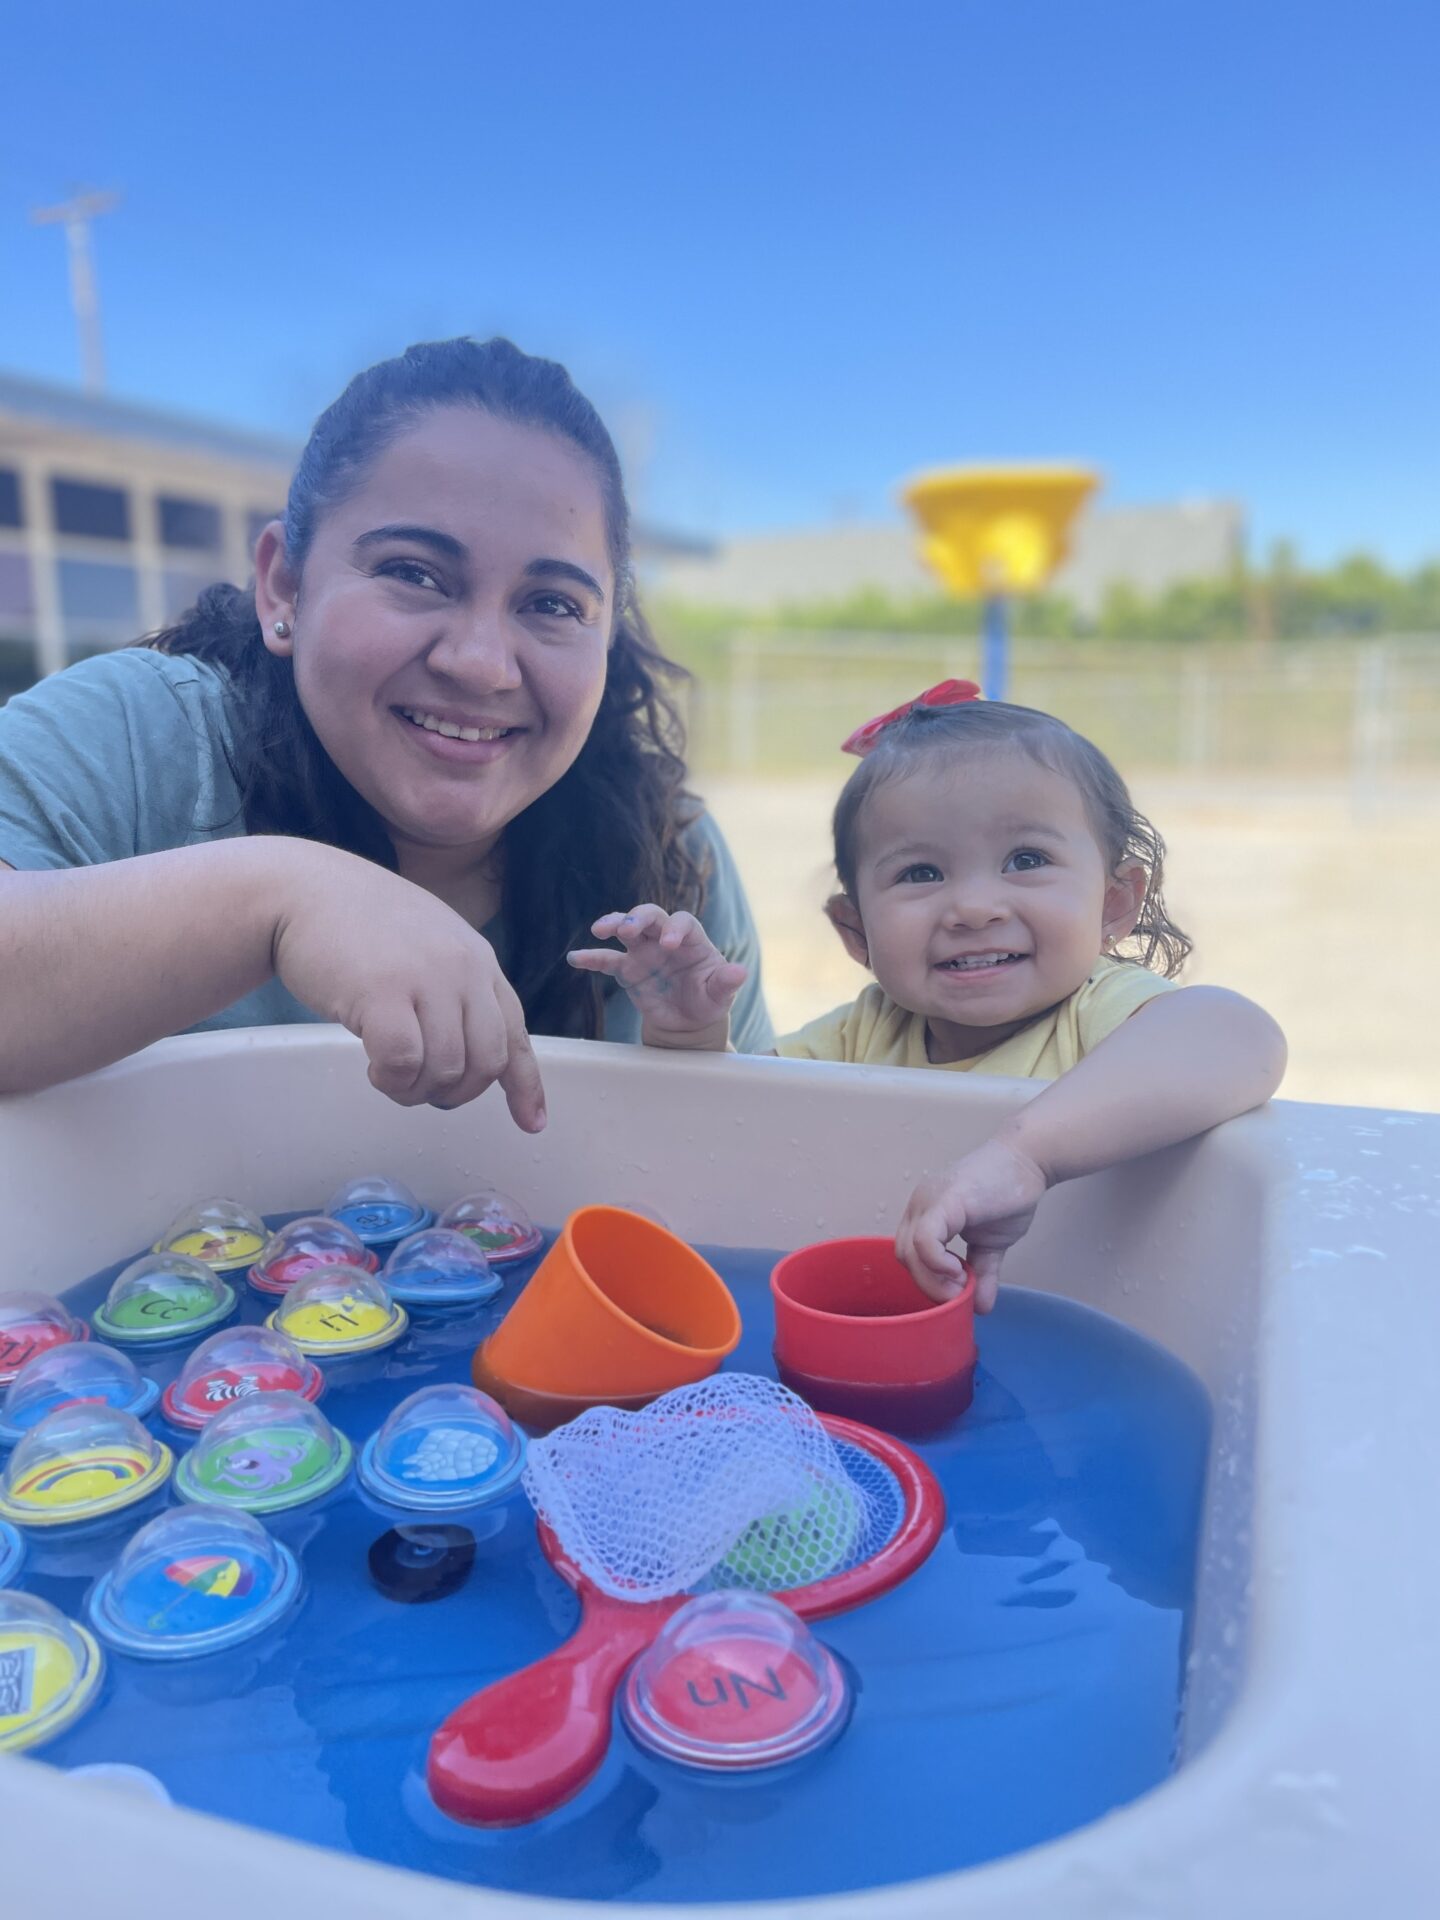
351,529 -> 605,601
353,524 -> 466,560
524,557 -> 606,602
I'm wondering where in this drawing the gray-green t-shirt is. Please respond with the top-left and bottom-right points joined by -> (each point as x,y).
0,648 -> 773,1051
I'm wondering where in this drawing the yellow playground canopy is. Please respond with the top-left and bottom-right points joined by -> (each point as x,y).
901,465 -> 1099,597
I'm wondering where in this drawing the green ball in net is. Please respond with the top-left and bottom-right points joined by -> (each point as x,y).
717,1475 -> 864,1591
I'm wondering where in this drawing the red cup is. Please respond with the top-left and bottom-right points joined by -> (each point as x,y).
770,1237 -> 975,1437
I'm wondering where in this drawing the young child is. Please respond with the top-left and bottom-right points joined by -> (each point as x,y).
568,681 -> 1286,1311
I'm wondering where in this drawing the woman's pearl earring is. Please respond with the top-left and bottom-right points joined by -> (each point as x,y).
272,620 -> 291,639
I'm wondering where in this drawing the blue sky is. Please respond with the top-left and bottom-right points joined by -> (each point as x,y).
1,1 -> 1435,565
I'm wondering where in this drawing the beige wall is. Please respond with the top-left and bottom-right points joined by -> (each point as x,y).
647,501 -> 1244,615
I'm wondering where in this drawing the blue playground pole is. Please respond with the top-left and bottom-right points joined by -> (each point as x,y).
982,594 -> 1009,701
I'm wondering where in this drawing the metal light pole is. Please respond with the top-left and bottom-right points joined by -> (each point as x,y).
981,595 -> 1010,703
31,189 -> 121,393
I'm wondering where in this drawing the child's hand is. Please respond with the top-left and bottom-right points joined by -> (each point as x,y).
895,1137 -> 1051,1312
567,906 -> 748,1050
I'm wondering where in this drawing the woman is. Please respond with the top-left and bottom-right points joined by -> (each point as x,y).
0,338 -> 771,1119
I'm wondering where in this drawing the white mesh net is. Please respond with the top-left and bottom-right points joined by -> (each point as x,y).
521,1374 -> 876,1602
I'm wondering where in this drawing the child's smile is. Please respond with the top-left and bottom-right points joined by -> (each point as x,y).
845,748 -> 1144,1064
932,950 -> 1028,977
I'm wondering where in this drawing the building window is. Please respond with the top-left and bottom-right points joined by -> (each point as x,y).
158,494 -> 223,552
57,557 -> 140,642
52,477 -> 131,541
247,508 -> 281,556
0,469 -> 22,530
0,552 -> 35,633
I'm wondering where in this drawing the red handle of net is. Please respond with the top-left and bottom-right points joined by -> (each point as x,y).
427,1417 -> 945,1827
427,1584 -> 684,1827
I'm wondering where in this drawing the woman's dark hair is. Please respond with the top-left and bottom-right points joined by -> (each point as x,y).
831,700 -> 1192,977
148,336 -> 705,1037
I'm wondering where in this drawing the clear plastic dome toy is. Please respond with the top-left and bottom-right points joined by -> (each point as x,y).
161,1324 -> 323,1431
358,1384 -> 525,1511
88,1503 -> 302,1658
381,1228 -> 500,1309
0,1291 -> 90,1387
174,1389 -> 352,1515
438,1187 -> 543,1264
267,1266 -> 407,1357
0,1341 -> 158,1445
92,1252 -> 236,1347
152,1196 -> 269,1274
326,1176 -> 433,1252
248,1215 -> 378,1296
0,1404 -> 173,1530
620,1590 -> 850,1772
0,1590 -> 105,1753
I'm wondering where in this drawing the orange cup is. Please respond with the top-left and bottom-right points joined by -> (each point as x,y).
475,1206 -> 741,1402
469,1347 -> 657,1434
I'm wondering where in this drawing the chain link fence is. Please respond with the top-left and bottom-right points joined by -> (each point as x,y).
685,633 -> 1440,803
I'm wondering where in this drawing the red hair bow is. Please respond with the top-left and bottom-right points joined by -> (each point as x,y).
841,678 -> 982,758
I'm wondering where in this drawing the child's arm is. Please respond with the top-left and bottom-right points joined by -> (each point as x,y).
896,986 -> 1287,1311
567,906 -> 748,1051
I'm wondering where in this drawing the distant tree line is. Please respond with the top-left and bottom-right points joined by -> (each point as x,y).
653,545 -> 1440,645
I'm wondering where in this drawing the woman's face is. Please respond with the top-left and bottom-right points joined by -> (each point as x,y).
258,406 -> 615,867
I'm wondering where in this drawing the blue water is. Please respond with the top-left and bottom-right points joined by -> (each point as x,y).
17,1231 -> 1211,1902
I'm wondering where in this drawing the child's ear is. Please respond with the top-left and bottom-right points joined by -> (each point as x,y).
1101,860 -> 1149,949
824,893 -> 871,968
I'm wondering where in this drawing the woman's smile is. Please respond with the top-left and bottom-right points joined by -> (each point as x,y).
394,704 -> 531,764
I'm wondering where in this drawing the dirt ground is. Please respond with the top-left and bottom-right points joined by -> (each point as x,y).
700,772 -> 1439,1114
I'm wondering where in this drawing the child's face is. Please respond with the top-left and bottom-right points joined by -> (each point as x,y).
842,747 -> 1143,1061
